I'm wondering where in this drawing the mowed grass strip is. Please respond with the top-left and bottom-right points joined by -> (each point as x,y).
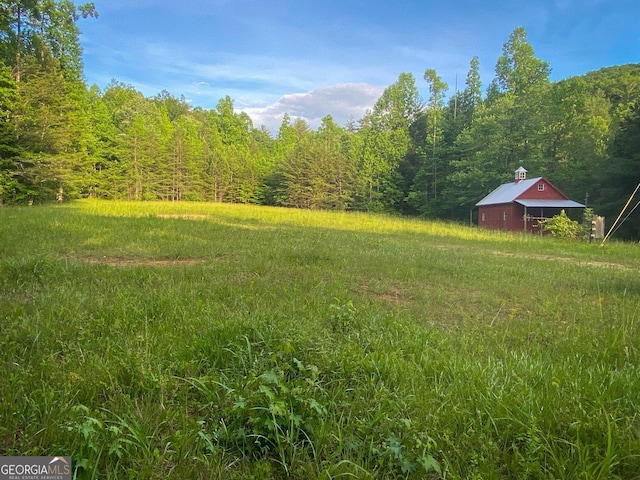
1,199 -> 639,479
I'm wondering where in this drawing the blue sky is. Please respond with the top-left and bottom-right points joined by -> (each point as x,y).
79,0 -> 640,133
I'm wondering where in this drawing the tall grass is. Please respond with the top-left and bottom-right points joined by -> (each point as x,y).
1,200 -> 639,478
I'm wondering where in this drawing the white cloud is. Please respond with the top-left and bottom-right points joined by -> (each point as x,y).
242,83 -> 385,134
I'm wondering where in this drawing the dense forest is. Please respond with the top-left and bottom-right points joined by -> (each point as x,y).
1,1 -> 639,237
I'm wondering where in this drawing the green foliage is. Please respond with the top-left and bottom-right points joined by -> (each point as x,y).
493,26 -> 550,96
275,116 -> 357,210
540,209 -> 583,240
0,0 -> 97,81
582,206 -> 597,240
356,72 -> 423,212
212,343 -> 327,473
328,299 -> 358,336
600,100 -> 640,238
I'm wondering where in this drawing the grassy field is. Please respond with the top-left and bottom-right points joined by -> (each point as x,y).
1,199 -> 639,479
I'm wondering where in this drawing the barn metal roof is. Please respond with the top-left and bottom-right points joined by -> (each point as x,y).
475,177 -> 543,206
516,199 -> 585,208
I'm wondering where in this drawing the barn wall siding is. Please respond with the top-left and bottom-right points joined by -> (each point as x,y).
478,204 -> 523,231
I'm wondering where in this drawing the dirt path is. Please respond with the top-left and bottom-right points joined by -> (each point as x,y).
433,244 -> 635,271
71,255 -> 207,267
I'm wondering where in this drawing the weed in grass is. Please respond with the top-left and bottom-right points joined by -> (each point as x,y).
328,300 -> 358,337
368,418 -> 441,477
202,342 -> 327,476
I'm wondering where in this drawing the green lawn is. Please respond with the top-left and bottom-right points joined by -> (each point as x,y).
1,200 -> 639,479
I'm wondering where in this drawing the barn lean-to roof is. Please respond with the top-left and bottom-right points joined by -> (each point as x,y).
516,199 -> 584,208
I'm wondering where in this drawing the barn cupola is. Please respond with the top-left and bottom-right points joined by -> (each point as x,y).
515,166 -> 527,183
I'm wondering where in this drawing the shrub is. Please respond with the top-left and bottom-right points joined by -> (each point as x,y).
540,210 -> 582,240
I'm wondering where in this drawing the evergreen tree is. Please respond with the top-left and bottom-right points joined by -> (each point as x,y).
356,72 -> 423,211
85,84 -> 117,198
265,114 -> 300,205
406,69 -> 448,215
192,107 -> 224,202
215,96 -> 260,203
0,62 -> 19,202
10,55 -> 85,201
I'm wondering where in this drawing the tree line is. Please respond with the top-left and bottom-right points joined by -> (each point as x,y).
1,1 -> 639,237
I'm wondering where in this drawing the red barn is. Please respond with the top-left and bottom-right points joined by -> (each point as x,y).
476,167 -> 584,233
